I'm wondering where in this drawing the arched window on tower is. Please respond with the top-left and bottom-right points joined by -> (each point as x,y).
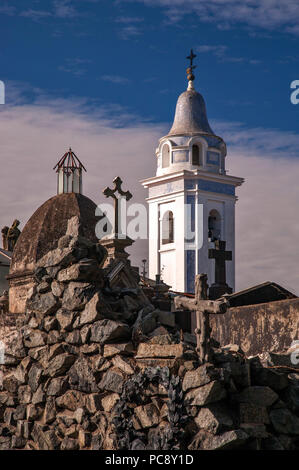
192,144 -> 203,166
208,209 -> 221,242
162,210 -> 174,244
162,144 -> 170,168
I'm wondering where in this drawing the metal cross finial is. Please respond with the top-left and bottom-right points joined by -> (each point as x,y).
186,49 -> 197,82
187,49 -> 196,68
103,176 -> 132,238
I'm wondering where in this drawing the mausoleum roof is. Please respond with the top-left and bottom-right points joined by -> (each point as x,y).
10,193 -> 99,276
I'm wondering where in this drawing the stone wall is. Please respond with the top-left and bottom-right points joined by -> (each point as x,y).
0,218 -> 298,451
211,298 -> 299,357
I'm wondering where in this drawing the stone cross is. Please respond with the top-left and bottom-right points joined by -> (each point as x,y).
208,240 -> 232,286
174,273 -> 229,363
103,176 -> 132,238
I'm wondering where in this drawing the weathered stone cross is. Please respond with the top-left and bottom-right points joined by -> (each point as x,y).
174,273 -> 229,363
103,176 -> 132,238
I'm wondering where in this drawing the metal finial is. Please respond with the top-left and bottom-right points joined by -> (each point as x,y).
186,49 -> 197,82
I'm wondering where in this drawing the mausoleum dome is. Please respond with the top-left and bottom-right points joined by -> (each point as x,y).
10,192 -> 99,276
168,83 -> 214,137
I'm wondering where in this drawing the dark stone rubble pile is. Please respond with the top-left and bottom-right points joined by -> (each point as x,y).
0,218 -> 299,450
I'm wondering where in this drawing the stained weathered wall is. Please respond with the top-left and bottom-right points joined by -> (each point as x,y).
211,298 -> 299,356
0,265 -> 9,294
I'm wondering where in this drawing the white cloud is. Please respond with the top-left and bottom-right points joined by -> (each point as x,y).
58,58 -> 92,76
20,9 -> 52,21
127,0 -> 299,35
101,75 -> 131,84
0,83 -> 298,295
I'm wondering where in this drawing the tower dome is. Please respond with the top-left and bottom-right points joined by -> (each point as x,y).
168,83 -> 214,136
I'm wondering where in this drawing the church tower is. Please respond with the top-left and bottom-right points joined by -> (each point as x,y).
141,51 -> 244,293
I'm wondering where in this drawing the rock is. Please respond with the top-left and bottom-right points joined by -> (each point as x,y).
56,309 -> 75,332
251,365 -> 288,391
43,398 -> 56,424
32,385 -> 45,405
133,403 -> 160,429
62,282 -> 96,311
13,404 -> 27,420
56,390 -> 83,411
28,364 -> 43,392
136,343 -> 184,359
131,439 -> 146,451
185,381 -> 226,406
239,402 -> 269,424
18,385 -> 32,404
46,353 -> 76,378
80,325 -> 91,344
47,377 -> 69,396
36,245 -> 78,270
65,330 -> 81,345
240,423 -> 269,439
43,316 -> 58,332
201,429 -> 248,450
78,430 -> 91,448
156,311 -> 176,328
26,404 -> 43,421
24,329 -> 47,348
81,344 -> 99,355
74,408 -> 86,424
47,330 -> 64,344
37,282 -> 50,294
195,403 -> 233,434
98,368 -> 125,394
3,374 -> 20,394
57,258 -> 99,282
90,319 -> 130,344
79,292 -> 105,326
85,394 -> 102,413
222,362 -> 251,388
112,356 -> 134,375
51,281 -> 64,298
281,384 -> 299,412
68,357 -> 98,393
90,434 -> 103,450
236,386 -> 278,407
183,364 -> 221,392
101,393 -> 120,412
270,408 -> 299,435
103,342 -> 134,357
27,292 -> 59,316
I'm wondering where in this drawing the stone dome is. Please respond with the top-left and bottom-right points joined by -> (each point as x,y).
168,86 -> 214,136
10,193 -> 99,276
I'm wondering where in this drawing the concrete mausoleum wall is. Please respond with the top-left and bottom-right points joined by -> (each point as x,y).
211,298 -> 299,357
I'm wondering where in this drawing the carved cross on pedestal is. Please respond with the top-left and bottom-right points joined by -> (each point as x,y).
103,176 -> 132,238
174,274 -> 229,363
208,240 -> 232,299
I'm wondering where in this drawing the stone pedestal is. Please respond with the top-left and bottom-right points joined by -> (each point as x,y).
99,236 -> 133,268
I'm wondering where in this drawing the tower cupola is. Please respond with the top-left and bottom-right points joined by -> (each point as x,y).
54,148 -> 86,195
156,50 -> 226,177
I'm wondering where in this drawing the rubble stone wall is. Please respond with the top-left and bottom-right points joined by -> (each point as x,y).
0,218 -> 298,451
211,298 -> 299,356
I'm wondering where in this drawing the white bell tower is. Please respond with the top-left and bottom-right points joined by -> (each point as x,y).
141,51 -> 244,293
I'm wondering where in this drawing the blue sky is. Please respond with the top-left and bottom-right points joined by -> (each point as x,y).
1,0 -> 298,132
0,0 -> 299,293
